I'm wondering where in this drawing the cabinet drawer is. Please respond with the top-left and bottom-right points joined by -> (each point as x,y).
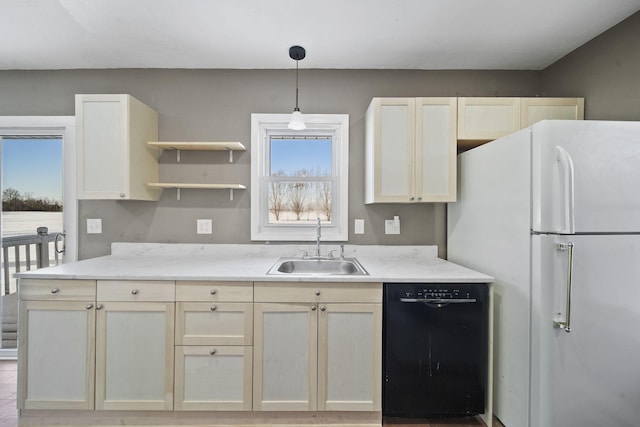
176,302 -> 253,345
97,280 -> 175,301
176,281 -> 253,302
18,279 -> 96,301
254,282 -> 382,303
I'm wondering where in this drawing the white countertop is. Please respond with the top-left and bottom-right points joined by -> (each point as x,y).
15,243 -> 493,283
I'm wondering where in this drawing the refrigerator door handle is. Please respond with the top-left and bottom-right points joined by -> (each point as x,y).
555,146 -> 575,234
554,242 -> 575,333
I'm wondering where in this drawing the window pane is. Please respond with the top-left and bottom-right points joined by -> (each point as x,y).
268,181 -> 332,224
270,138 -> 332,177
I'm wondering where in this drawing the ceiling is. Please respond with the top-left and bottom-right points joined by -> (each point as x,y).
2,0 -> 640,71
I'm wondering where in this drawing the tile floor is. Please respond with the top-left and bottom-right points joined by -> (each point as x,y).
0,359 -> 501,427
0,360 -> 17,427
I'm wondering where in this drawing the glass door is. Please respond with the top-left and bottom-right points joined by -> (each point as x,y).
0,116 -> 77,356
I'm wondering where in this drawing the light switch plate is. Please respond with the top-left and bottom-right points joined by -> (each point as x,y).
197,219 -> 213,235
354,219 -> 365,234
87,218 -> 102,234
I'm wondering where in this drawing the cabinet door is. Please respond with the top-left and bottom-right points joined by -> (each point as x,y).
365,98 -> 415,203
458,97 -> 520,141
76,94 -> 128,199
174,345 -> 253,411
520,97 -> 584,128
95,302 -> 174,410
175,302 -> 253,346
317,303 -> 382,411
76,94 -> 159,201
253,303 -> 318,411
415,97 -> 457,202
17,301 -> 96,410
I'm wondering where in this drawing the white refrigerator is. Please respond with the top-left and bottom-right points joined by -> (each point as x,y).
447,120 -> 640,427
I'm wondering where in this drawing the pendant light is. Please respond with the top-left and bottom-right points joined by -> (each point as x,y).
288,45 -> 306,130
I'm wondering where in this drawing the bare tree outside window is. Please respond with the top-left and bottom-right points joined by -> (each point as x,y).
288,181 -> 309,221
269,170 -> 287,221
318,182 -> 332,221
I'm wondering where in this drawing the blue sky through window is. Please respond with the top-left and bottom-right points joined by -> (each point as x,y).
2,138 -> 63,201
270,138 -> 331,176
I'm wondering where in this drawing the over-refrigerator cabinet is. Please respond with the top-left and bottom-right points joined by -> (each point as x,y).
447,120 -> 640,427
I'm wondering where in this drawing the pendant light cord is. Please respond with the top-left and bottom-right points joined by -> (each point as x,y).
294,59 -> 300,111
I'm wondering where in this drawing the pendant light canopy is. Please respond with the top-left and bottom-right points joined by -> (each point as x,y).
288,45 -> 306,130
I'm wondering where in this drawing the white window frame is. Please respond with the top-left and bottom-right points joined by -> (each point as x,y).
251,113 -> 349,241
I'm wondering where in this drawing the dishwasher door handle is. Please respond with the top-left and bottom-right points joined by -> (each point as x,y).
400,298 -> 477,304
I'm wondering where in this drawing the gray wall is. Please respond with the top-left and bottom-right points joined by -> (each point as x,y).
542,11 -> 640,120
0,69 -> 540,259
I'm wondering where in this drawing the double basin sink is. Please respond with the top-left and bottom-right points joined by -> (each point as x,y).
267,257 -> 369,276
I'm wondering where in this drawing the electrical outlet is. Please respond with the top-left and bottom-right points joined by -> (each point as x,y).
385,216 -> 401,234
354,219 -> 365,234
197,219 -> 213,235
87,218 -> 102,234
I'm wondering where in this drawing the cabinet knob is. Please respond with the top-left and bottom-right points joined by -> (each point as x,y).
86,304 -> 94,310
96,304 -> 104,310
320,306 -> 327,311
50,288 -> 59,294
210,305 -> 217,311
315,290 -> 321,296
409,197 -> 415,201
210,289 -> 217,295
119,193 -> 126,198
210,349 -> 217,355
311,305 -> 317,311
417,197 -> 422,201
131,289 -> 139,295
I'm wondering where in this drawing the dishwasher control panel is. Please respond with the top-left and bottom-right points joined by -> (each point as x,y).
385,283 -> 487,302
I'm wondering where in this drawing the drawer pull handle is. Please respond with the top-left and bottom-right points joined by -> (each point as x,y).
210,305 -> 217,311
210,349 -> 217,355
210,289 -> 217,295
96,304 -> 103,310
51,288 -> 59,294
131,289 -> 139,295
86,304 -> 93,310
315,290 -> 321,296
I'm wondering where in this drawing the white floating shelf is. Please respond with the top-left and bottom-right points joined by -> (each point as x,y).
148,142 -> 246,162
148,183 -> 246,201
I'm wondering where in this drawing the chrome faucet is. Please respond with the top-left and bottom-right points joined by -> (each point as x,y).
315,218 -> 322,257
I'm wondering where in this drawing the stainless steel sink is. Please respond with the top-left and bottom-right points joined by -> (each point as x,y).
267,257 -> 369,276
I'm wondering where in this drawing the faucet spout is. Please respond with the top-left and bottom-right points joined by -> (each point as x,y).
315,218 -> 322,257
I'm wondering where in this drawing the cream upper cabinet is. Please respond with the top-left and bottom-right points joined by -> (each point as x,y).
253,282 -> 382,412
457,97 -> 520,141
17,279 -> 97,410
365,97 -> 457,203
520,97 -> 584,128
76,94 -> 160,201
95,281 -> 175,411
458,97 -> 585,146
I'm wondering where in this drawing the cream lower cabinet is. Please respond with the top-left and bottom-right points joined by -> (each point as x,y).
17,279 -> 97,410
365,97 -> 457,203
95,281 -> 175,410
253,282 -> 382,412
174,281 -> 253,410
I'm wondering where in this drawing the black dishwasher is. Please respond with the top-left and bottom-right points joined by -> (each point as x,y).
383,283 -> 489,418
